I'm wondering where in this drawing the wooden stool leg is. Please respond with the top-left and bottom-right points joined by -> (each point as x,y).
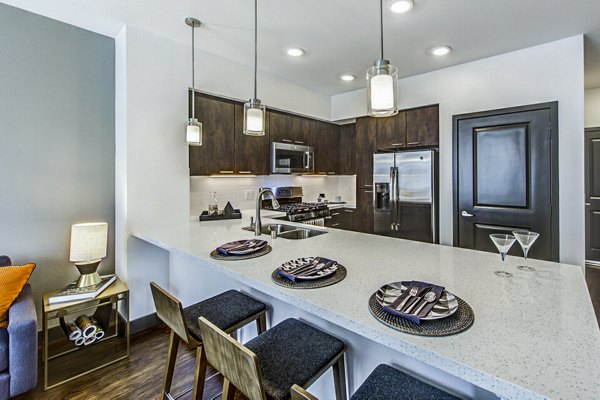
256,312 -> 267,335
222,378 -> 236,400
192,345 -> 208,400
333,353 -> 347,400
162,330 -> 180,400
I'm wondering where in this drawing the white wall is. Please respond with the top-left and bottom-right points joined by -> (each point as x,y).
585,88 -> 600,127
115,26 -> 339,319
332,36 -> 585,266
0,4 -> 115,323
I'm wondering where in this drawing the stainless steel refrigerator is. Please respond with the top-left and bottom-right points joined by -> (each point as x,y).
373,150 -> 439,243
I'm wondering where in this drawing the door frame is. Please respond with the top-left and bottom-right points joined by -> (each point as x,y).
452,101 -> 559,261
585,127 -> 600,265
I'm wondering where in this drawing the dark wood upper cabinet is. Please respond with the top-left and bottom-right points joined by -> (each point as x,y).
268,111 -> 306,145
310,120 -> 339,175
338,124 -> 356,175
375,105 -> 438,150
355,117 -> 377,187
377,111 -> 407,150
406,105 -> 439,147
189,93 -> 235,176
234,104 -> 270,175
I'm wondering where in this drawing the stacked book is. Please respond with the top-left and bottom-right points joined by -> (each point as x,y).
48,274 -> 116,304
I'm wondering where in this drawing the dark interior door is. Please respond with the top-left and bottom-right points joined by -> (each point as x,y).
586,128 -> 600,263
454,103 -> 558,261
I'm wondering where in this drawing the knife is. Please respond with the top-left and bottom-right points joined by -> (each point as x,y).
296,260 -> 335,278
287,258 -> 321,275
222,240 -> 260,253
403,287 -> 432,314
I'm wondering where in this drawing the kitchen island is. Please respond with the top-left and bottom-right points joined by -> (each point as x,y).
131,217 -> 600,400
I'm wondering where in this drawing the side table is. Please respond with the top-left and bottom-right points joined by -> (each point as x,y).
42,278 -> 130,390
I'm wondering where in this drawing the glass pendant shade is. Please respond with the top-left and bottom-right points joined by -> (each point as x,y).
243,100 -> 266,136
367,60 -> 398,117
186,118 -> 202,146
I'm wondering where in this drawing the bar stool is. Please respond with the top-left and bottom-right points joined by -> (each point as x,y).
291,364 -> 460,400
149,282 -> 268,400
198,317 -> 347,400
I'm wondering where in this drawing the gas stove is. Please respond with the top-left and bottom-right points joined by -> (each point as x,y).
274,202 -> 330,222
261,186 -> 330,222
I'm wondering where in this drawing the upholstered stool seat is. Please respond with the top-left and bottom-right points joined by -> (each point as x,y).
292,363 -> 460,400
199,317 -> 348,400
183,290 -> 267,342
150,283 -> 268,400
245,318 -> 346,400
351,364 -> 460,400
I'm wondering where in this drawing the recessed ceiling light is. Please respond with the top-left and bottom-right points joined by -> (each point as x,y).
339,74 -> 356,81
285,47 -> 305,57
431,45 -> 452,56
390,0 -> 413,14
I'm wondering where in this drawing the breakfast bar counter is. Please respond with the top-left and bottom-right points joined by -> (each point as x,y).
131,217 -> 600,400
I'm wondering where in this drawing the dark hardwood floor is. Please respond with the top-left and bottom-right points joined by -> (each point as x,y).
586,264 -> 600,327
15,324 -> 240,400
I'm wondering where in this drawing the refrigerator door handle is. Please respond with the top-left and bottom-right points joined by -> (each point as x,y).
389,167 -> 395,230
390,166 -> 400,231
395,167 -> 401,230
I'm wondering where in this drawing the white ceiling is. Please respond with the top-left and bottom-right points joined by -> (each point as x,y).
3,0 -> 600,94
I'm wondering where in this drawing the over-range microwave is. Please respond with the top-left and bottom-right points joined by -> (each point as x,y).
271,142 -> 314,174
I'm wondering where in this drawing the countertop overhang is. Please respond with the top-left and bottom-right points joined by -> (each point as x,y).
132,217 -> 600,399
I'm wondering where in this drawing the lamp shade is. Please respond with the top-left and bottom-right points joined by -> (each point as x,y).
243,100 -> 266,136
186,119 -> 202,145
367,61 -> 398,117
69,222 -> 108,263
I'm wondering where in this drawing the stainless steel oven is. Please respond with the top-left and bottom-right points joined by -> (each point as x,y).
271,142 -> 314,174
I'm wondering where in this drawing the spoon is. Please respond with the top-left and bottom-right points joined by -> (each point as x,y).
413,291 -> 437,316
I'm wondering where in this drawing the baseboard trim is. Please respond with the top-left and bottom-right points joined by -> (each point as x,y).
130,312 -> 161,334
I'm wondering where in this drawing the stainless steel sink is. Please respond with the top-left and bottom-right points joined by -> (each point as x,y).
242,223 -> 327,240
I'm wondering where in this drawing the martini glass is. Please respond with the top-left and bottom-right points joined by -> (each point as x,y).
489,233 -> 516,278
512,231 -> 539,272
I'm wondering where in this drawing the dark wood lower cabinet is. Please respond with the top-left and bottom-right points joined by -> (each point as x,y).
356,190 -> 374,234
325,208 -> 356,231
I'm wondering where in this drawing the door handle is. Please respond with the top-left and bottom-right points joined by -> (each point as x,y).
461,211 -> 474,217
585,203 -> 591,206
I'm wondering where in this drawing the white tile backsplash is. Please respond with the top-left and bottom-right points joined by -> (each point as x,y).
190,175 -> 356,216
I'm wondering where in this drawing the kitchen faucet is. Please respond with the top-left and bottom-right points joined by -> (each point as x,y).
255,188 -> 280,236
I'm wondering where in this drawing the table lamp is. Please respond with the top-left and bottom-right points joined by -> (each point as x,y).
69,222 -> 108,288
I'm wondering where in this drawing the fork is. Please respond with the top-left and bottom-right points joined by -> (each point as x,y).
226,240 -> 260,252
287,258 -> 321,275
296,260 -> 335,277
395,286 -> 418,311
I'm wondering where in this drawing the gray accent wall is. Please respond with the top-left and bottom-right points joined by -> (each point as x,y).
0,3 -> 115,324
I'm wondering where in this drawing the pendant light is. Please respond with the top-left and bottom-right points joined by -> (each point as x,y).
186,17 -> 202,145
367,0 -> 398,117
243,0 -> 266,136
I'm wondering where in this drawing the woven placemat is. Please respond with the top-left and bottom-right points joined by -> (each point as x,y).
209,245 -> 272,261
271,265 -> 347,289
368,293 -> 474,337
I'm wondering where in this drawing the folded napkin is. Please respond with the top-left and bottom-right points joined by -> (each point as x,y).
277,257 -> 336,282
383,281 -> 445,325
216,239 -> 267,256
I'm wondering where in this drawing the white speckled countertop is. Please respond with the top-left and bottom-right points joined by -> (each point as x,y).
132,218 -> 600,399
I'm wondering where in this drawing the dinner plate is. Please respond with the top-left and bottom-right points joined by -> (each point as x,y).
277,257 -> 338,281
376,281 -> 459,320
217,239 -> 267,255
